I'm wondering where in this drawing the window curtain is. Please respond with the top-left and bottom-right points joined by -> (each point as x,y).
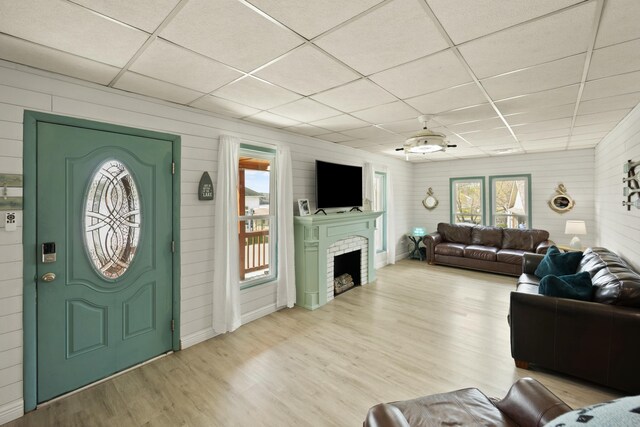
212,135 -> 241,333
363,162 -> 375,211
276,146 -> 296,308
386,171 -> 396,265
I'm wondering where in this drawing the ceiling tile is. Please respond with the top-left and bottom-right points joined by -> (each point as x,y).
588,38 -> 640,81
282,124 -> 331,137
516,128 -> 571,141
378,118 -> 422,133
310,79 -> 396,112
130,39 -> 242,93
481,54 -> 585,100
505,104 -> 575,125
570,131 -> 609,141
435,104 -> 498,125
577,92 -> 640,115
512,118 -> 573,133
243,111 -> 301,128
582,71 -> 640,101
521,140 -> 568,151
211,76 -> 302,110
0,0 -> 148,67
160,0 -> 302,71
190,95 -> 260,118
253,45 -> 359,96
405,83 -> 487,114
316,132 -> 354,143
369,49 -> 472,99
459,127 -> 514,142
269,98 -> 341,122
0,34 -> 119,85
114,72 -> 204,104
595,0 -> 640,48
495,85 -> 579,114
70,0 -> 180,33
310,114 -> 370,132
447,118 -> 505,133
567,138 -> 601,148
458,2 -> 596,78
574,109 -> 631,126
314,0 -> 448,75
246,0 -> 383,39
341,126 -> 397,139
572,121 -> 619,135
426,0 -> 584,44
351,101 -> 418,124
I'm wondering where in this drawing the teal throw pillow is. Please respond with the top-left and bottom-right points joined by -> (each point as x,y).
538,272 -> 593,301
534,246 -> 583,277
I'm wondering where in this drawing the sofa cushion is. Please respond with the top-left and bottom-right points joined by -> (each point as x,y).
592,266 -> 640,308
497,249 -> 526,265
471,226 -> 503,248
578,248 -> 610,277
437,223 -> 473,245
502,228 -> 549,252
434,242 -> 466,257
539,272 -> 593,301
535,246 -> 583,277
464,245 -> 498,261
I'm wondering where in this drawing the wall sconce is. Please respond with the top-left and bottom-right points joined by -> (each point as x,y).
623,159 -> 640,210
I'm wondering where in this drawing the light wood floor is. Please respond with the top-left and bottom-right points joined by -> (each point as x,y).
7,260 -> 620,426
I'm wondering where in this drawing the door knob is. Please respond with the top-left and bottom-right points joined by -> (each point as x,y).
41,272 -> 56,282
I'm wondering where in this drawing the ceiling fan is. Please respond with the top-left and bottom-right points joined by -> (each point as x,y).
396,115 -> 457,159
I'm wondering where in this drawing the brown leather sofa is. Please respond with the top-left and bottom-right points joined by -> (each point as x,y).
364,377 -> 571,427
425,223 -> 554,276
510,247 -> 640,394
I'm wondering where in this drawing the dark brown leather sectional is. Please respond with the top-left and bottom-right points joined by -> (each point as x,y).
425,223 -> 554,276
364,377 -> 571,427
510,247 -> 640,394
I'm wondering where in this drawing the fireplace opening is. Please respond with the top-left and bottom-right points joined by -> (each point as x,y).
333,250 -> 361,296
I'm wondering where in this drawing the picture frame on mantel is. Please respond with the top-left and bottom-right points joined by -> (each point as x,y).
298,199 -> 310,216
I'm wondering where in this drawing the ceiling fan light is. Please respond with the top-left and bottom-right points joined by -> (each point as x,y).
407,143 -> 445,153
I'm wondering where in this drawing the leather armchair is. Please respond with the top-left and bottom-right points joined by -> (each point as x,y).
364,378 -> 571,427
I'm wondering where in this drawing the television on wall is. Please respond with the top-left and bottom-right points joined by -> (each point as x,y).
315,160 -> 363,209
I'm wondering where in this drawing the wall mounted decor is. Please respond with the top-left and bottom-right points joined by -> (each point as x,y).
0,173 -> 23,210
623,159 -> 640,210
198,172 -> 214,200
422,187 -> 439,210
548,184 -> 575,213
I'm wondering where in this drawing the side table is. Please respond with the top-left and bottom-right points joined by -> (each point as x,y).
407,234 -> 426,261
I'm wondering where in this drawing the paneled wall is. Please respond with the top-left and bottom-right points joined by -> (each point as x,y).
594,105 -> 640,270
0,61 -> 412,422
410,149 -> 596,247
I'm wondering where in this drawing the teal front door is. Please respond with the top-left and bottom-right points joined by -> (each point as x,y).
36,122 -> 174,403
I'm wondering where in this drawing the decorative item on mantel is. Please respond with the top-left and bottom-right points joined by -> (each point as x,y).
565,220 -> 587,250
623,159 -> 640,210
548,183 -> 575,213
422,187 -> 438,210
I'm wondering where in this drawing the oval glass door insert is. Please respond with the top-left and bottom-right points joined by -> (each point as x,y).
84,160 -> 141,279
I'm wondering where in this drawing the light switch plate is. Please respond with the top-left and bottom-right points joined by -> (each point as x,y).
5,212 -> 16,231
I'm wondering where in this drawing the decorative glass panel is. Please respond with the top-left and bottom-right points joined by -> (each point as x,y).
84,160 -> 141,279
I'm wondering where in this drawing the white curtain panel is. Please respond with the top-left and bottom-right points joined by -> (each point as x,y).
212,135 -> 241,333
386,172 -> 396,264
276,146 -> 296,308
363,162 -> 375,210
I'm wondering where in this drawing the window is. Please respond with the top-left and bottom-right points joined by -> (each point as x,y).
238,146 -> 276,286
450,177 -> 485,225
490,175 -> 531,229
373,172 -> 387,252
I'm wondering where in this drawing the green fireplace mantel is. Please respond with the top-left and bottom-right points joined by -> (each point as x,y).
294,211 -> 383,310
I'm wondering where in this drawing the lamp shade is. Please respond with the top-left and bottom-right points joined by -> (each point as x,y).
565,220 -> 586,235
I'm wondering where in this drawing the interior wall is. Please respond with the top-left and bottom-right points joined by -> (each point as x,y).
410,149 -> 596,247
594,104 -> 640,270
0,61 -> 412,422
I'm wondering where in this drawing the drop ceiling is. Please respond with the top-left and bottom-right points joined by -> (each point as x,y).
1,0 -> 639,162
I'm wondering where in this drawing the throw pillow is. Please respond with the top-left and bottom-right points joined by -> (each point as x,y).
535,246 -> 583,277
538,272 -> 593,302
545,395 -> 640,426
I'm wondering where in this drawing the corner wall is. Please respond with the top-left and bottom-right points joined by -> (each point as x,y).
594,105 -> 640,270
0,61 -> 412,423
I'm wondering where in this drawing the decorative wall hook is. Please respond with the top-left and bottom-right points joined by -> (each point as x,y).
624,159 -> 640,211
548,183 -> 575,213
422,187 -> 438,210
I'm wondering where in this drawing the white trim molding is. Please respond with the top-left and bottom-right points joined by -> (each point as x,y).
0,398 -> 23,424
180,328 -> 218,349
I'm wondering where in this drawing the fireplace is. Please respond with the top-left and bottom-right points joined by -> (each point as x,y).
333,250 -> 361,295
326,235 -> 368,301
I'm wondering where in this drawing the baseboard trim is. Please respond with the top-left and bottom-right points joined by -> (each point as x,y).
0,399 -> 24,424
180,327 -> 218,349
241,303 -> 277,325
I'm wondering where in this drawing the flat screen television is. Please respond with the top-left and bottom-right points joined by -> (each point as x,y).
316,160 -> 363,209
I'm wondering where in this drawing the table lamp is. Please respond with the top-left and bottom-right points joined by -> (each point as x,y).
565,220 -> 586,250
